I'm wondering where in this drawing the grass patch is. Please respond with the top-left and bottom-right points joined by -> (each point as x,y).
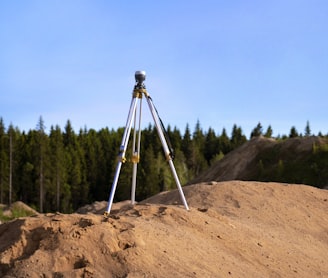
0,206 -> 35,223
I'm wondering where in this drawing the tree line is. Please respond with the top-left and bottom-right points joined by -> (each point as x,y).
0,116 -> 324,213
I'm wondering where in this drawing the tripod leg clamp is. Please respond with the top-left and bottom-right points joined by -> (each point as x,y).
118,154 -> 126,163
133,88 -> 148,98
165,152 -> 172,161
131,154 -> 140,163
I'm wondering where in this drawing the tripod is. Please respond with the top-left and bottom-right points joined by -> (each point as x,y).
104,71 -> 189,216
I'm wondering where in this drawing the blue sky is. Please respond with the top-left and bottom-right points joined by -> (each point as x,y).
1,1 -> 327,138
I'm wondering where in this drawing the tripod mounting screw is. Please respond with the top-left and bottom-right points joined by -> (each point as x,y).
135,70 -> 146,84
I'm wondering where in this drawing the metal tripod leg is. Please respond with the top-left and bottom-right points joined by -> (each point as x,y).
145,96 -> 189,211
131,97 -> 142,205
104,96 -> 139,216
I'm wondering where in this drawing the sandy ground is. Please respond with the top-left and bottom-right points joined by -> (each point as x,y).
0,180 -> 327,277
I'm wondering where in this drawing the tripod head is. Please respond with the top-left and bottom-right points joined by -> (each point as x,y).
135,70 -> 146,86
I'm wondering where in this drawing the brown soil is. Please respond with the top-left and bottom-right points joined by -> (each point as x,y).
1,181 -> 327,277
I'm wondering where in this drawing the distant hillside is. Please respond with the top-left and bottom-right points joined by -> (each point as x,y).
191,136 -> 328,189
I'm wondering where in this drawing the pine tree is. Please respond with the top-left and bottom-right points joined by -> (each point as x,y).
0,118 -> 8,204
62,123 -> 89,211
63,120 -> 75,146
49,125 -> 66,211
169,126 -> 182,151
14,132 -> 28,203
21,130 -> 39,207
82,128 -> 100,202
264,125 -> 273,138
8,125 -> 21,205
8,124 -> 15,206
181,123 -> 202,180
96,127 -> 117,201
181,124 -> 191,152
305,121 -> 311,136
77,129 -> 90,207
289,126 -> 299,138
181,124 -> 193,172
204,127 -> 219,165
136,144 -> 160,200
165,125 -> 182,158
193,120 -> 205,150
218,128 -> 231,154
63,120 -> 76,210
231,124 -> 247,149
191,121 -> 207,176
250,122 -> 263,138
36,116 -> 48,212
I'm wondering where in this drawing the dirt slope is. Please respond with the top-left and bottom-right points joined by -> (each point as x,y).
0,181 -> 327,277
191,136 -> 327,185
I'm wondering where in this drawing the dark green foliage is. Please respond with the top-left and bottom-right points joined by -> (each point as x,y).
0,118 -> 8,204
289,126 -> 299,138
250,122 -> 263,138
136,145 -> 160,200
254,140 -> 328,188
204,127 -> 218,164
49,125 -> 67,211
218,128 -> 231,154
231,124 -> 247,149
36,116 -> 49,213
264,125 -> 273,138
305,120 -> 311,136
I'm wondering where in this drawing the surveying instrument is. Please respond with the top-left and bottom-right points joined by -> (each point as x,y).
104,71 -> 189,216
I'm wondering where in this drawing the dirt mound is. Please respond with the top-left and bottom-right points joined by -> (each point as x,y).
9,201 -> 39,215
191,137 -> 277,183
76,200 -> 132,215
191,136 -> 328,185
1,181 -> 328,277
0,201 -> 39,220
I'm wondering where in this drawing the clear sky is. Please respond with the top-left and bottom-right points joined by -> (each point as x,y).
1,0 -> 327,138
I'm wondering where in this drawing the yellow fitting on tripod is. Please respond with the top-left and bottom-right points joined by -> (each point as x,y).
131,154 -> 140,163
118,156 -> 127,163
133,88 -> 147,98
165,153 -> 171,161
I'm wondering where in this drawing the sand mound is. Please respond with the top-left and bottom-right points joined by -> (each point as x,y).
0,181 -> 327,277
76,200 -> 132,215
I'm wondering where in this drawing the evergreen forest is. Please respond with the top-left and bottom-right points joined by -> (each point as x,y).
0,117 -> 326,213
